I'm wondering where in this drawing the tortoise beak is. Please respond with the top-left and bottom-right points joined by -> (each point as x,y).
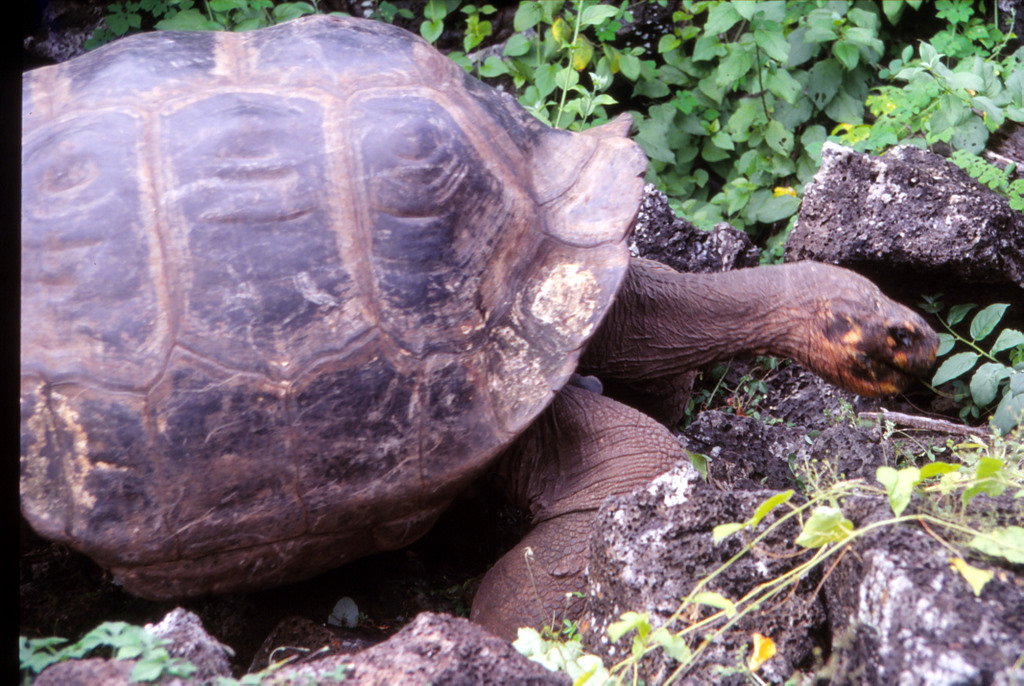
822,300 -> 939,397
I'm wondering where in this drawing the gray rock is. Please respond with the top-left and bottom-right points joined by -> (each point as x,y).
631,184 -> 760,274
682,410 -> 806,491
583,410 -> 1024,685
145,608 -> 234,683
35,658 -> 136,686
24,0 -> 103,65
823,498 -> 1024,686
787,142 -> 1024,301
35,608 -> 232,686
275,611 -> 569,685
584,461 -> 825,685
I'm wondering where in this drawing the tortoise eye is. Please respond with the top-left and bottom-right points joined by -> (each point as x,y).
888,327 -> 915,349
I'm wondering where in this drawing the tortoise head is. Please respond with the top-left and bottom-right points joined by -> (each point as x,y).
794,264 -> 938,397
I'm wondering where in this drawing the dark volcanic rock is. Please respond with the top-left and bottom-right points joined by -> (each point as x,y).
787,142 -> 1024,302
24,0 -> 103,66
276,611 -> 569,685
145,608 -> 234,682
823,498 -> 1024,686
631,184 -> 760,274
36,608 -> 233,686
584,462 -> 826,685
682,410 -> 806,491
583,405 -> 1024,684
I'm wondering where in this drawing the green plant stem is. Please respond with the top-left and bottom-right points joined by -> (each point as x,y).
554,0 -> 585,129
939,317 -> 1001,363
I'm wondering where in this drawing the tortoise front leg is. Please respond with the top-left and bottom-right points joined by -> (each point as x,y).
471,384 -> 689,640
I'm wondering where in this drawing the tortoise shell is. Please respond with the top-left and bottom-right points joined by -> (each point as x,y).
20,15 -> 646,597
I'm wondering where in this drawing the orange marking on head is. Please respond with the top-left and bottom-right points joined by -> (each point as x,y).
840,328 -> 863,346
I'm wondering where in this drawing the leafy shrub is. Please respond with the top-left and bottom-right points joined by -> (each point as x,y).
20,621 -> 197,683
921,297 -> 1024,434
85,0 -> 326,47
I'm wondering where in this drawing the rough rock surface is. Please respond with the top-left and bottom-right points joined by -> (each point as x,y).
583,411 -> 1024,684
35,608 -> 232,686
35,658 -> 137,686
823,494 -> 1024,686
24,0 -> 103,66
35,610 -> 567,685
631,184 -> 761,274
275,611 -> 569,685
145,608 -> 234,682
584,463 -> 826,685
787,142 -> 1024,301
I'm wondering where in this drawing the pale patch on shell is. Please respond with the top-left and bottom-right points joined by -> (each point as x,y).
22,387 -> 98,512
487,324 -> 552,430
528,262 -> 599,341
52,390 -> 98,510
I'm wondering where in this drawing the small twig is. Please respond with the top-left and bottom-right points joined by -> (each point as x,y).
858,409 -> 990,437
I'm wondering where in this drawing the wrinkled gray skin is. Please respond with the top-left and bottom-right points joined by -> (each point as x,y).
20,15 -> 938,642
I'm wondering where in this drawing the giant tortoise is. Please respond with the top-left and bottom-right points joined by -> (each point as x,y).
20,15 -> 938,639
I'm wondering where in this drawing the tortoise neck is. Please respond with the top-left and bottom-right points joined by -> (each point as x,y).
580,258 -> 806,382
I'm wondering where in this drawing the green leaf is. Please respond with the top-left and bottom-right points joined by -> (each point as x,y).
479,55 -> 508,78
750,490 -> 794,528
704,2 -> 742,35
962,456 -> 1008,505
579,4 -> 618,27
607,612 -> 649,643
712,522 -> 745,544
882,0 -> 907,23
272,3 -> 315,22
806,59 -> 842,109
919,462 -> 961,479
693,33 -> 727,62
993,390 -> 1024,435
513,1 -> 541,31
420,18 -> 443,44
937,333 -> 956,356
155,9 -> 220,30
970,362 -> 1011,406
658,34 -> 681,54
765,119 -> 794,155
754,192 -> 800,223
950,557 -> 994,596
833,40 -> 859,70
503,33 -> 531,57
844,26 -> 884,53
876,466 -> 920,516
715,45 -> 754,87
130,660 -> 167,683
618,53 -> 641,81
970,304 -> 1009,342
947,303 -> 976,326
692,591 -> 737,617
795,506 -> 854,548
754,27 -> 790,63
992,329 -> 1024,355
932,351 -> 979,386
652,628 -> 692,663
969,525 -> 1024,564
786,26 -> 817,66
805,10 -> 840,42
711,130 -> 735,151
766,68 -> 802,104
209,0 -> 244,11
686,449 -> 709,480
